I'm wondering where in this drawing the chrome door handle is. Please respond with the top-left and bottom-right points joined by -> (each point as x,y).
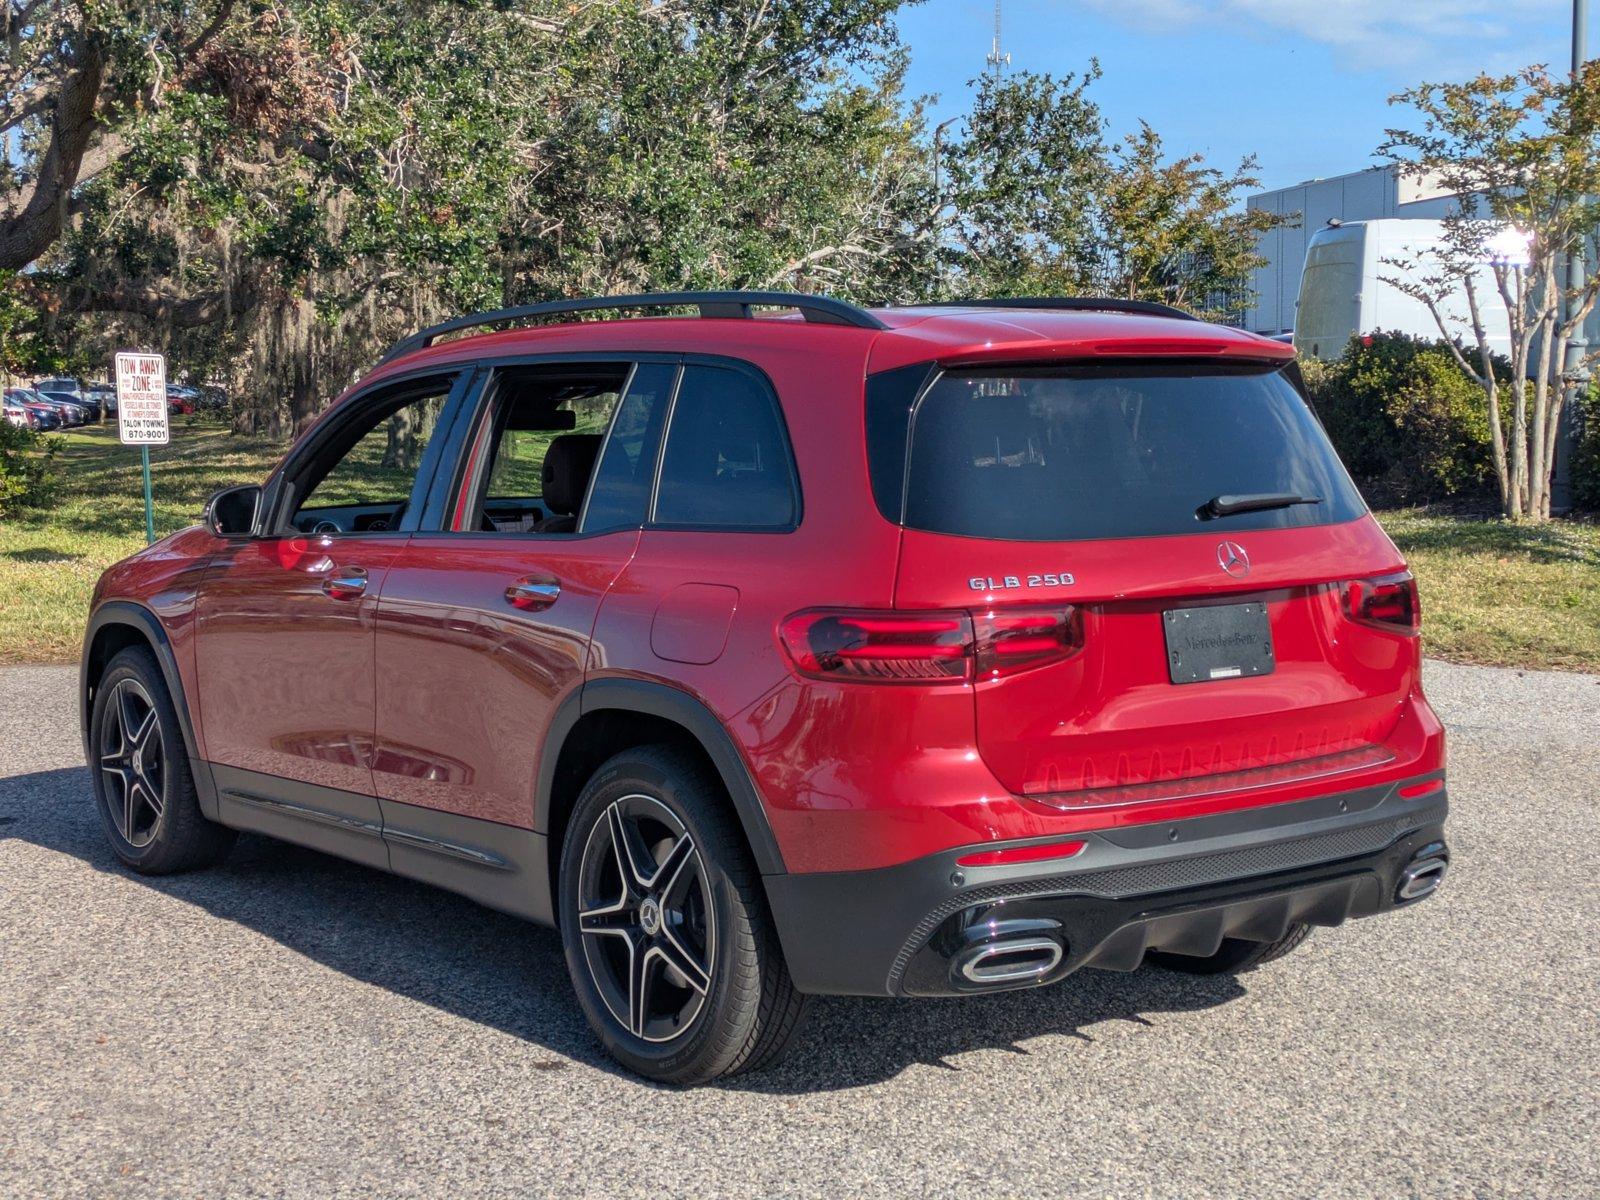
505,577 -> 560,610
322,566 -> 368,600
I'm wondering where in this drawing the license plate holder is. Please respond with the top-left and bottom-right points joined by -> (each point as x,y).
1163,601 -> 1274,684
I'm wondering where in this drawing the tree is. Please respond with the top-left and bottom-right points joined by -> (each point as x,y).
1096,124 -> 1280,318
943,66 -> 1107,297
15,10 -> 1289,441
507,0 -> 934,304
943,66 -> 1280,319
0,0 -> 242,270
1380,64 -> 1600,521
24,0 -> 935,436
31,0 -> 603,434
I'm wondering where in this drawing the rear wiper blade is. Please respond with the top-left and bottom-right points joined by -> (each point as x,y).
1197,492 -> 1323,520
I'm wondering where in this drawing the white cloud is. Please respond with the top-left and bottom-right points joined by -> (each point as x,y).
1077,0 -> 1569,76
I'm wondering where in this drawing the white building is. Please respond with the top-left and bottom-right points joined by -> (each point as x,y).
1245,165 -> 1459,336
1246,163 -> 1593,508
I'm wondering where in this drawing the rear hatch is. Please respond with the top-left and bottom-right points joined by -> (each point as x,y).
878,358 -> 1421,808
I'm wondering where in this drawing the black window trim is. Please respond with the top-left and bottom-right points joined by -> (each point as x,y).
259,366 -> 475,539
575,360 -> 659,534
422,364 -> 493,533
644,356 -> 803,535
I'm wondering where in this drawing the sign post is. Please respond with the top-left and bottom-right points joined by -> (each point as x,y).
114,352 -> 169,545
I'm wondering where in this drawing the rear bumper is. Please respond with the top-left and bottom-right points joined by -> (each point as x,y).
764,775 -> 1448,997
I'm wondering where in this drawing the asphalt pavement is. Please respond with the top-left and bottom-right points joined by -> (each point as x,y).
1,659 -> 1596,1199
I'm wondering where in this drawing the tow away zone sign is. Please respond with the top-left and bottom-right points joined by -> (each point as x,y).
115,351 -> 168,445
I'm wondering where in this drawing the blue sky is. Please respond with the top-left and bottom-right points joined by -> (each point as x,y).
896,0 -> 1585,192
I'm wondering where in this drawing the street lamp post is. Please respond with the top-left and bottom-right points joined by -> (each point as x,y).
1556,0 -> 1591,513
932,116 -> 961,296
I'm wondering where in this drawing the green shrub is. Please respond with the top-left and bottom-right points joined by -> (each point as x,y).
0,420 -> 57,517
1573,378 -> 1600,513
1301,331 -> 1494,506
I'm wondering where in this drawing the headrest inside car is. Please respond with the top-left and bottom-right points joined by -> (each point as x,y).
542,433 -> 604,515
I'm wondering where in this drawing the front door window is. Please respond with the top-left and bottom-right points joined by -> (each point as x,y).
290,385 -> 451,535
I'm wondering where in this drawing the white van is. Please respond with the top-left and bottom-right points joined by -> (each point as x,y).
1293,219 -> 1512,361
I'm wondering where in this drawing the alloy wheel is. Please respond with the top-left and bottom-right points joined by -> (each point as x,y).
99,678 -> 166,848
576,794 -> 716,1043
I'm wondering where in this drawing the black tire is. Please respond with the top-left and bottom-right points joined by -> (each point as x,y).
557,745 -> 808,1085
88,646 -> 235,874
1147,923 -> 1313,975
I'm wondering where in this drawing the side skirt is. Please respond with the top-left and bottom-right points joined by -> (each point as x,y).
377,796 -> 552,925
212,763 -> 388,870
207,763 -> 551,924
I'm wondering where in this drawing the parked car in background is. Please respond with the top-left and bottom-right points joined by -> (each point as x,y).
14,387 -> 80,426
52,396 -> 90,425
82,290 -> 1450,1084
1294,219 -> 1513,362
39,384 -> 98,422
166,384 -> 198,415
34,376 -> 99,419
87,382 -> 117,414
197,385 -> 228,415
34,376 -> 83,402
4,388 -> 63,431
3,394 -> 28,427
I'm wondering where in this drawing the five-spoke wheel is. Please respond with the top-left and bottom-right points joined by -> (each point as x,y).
98,678 -> 166,848
558,745 -> 809,1084
89,646 -> 235,874
577,795 -> 715,1042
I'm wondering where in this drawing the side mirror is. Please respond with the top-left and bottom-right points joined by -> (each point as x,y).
204,484 -> 262,538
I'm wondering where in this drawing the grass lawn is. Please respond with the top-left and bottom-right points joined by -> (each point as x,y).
2,420 -> 284,664
1375,508 -> 1600,672
3,424 -> 1598,671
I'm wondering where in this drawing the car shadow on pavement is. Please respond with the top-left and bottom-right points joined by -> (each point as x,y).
2,765 -> 1248,1093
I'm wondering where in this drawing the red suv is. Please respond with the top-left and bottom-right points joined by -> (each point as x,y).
81,292 -> 1448,1083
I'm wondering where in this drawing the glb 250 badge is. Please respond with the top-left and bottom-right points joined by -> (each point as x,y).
968,572 -> 1076,592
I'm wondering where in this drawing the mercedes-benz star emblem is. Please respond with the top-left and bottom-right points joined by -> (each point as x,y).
639,896 -> 663,937
1216,540 -> 1250,578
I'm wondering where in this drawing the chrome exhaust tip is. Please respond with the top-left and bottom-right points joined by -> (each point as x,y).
954,937 -> 1064,985
1397,857 -> 1447,902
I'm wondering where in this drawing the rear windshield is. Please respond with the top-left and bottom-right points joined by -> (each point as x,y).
895,363 -> 1365,541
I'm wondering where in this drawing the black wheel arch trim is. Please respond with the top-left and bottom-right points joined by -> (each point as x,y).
82,601 -> 201,766
81,601 -> 220,819
535,677 -> 787,877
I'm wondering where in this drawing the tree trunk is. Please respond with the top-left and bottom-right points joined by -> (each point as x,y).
1529,303 -> 1555,522
0,38 -> 108,270
289,366 -> 320,437
1541,331 -> 1572,520
381,407 -> 416,470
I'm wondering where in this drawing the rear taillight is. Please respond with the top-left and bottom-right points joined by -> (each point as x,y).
1344,571 -> 1420,634
779,610 -> 973,682
973,606 -> 1085,680
779,605 -> 1082,684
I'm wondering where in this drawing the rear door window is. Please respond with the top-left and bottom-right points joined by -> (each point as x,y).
580,363 -> 676,533
652,364 -> 798,529
896,363 -> 1365,542
473,373 -> 621,533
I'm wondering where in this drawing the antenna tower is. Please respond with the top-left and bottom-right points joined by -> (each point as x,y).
986,0 -> 1010,77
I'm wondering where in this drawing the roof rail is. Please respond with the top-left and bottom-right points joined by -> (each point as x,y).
381,290 -> 888,362
916,296 -> 1200,322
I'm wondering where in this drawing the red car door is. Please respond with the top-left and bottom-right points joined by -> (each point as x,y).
369,359 -> 674,897
192,372 -> 466,865
195,532 -> 408,800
